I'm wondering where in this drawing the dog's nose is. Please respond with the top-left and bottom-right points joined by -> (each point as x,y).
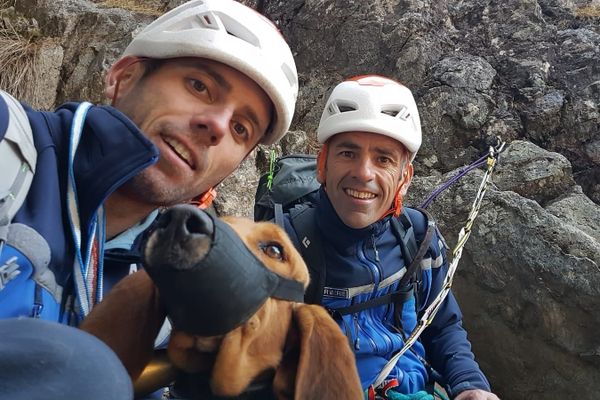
156,205 -> 214,239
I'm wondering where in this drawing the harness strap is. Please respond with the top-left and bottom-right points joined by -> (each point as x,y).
326,286 -> 414,317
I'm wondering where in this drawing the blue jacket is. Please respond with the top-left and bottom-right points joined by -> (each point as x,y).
1,96 -> 158,324
284,188 -> 490,397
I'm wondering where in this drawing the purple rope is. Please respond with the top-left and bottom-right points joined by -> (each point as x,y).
420,154 -> 489,209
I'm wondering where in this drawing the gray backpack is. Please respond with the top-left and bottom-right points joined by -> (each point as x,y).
0,91 -> 59,320
0,90 -> 36,228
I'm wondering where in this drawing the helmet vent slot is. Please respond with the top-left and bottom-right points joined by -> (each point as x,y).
327,101 -> 357,116
219,14 -> 260,48
338,104 -> 357,113
197,12 -> 219,30
381,105 -> 409,120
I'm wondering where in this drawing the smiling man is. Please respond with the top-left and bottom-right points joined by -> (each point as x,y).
0,1 -> 297,398
281,76 -> 499,400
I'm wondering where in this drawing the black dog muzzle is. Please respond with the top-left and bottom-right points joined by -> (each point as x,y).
143,205 -> 305,337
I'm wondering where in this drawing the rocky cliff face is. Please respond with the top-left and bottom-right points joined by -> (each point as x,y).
1,0 -> 598,398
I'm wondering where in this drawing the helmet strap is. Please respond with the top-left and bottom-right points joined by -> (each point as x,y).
382,162 -> 412,219
190,187 -> 217,210
392,189 -> 404,217
187,145 -> 257,210
380,188 -> 403,219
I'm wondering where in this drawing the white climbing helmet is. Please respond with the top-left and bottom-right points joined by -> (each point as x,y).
317,75 -> 422,160
122,0 -> 298,145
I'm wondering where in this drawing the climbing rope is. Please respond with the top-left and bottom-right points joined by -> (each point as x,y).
371,138 -> 506,391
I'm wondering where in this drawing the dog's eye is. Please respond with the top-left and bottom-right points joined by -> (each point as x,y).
260,242 -> 284,260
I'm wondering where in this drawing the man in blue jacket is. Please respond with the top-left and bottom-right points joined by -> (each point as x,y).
0,1 -> 297,398
283,75 -> 498,400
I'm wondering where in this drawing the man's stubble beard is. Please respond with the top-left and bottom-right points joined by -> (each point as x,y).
119,167 -> 192,207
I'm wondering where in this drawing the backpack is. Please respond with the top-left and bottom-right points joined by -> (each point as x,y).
0,91 -> 62,320
254,154 -> 321,223
254,153 -> 434,316
0,91 -> 84,322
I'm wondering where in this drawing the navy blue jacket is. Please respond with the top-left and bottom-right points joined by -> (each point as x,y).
284,188 -> 490,397
4,97 -> 158,323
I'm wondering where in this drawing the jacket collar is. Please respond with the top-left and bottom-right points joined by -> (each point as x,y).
51,103 -> 159,230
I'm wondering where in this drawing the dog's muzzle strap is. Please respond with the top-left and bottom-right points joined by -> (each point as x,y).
271,277 -> 305,303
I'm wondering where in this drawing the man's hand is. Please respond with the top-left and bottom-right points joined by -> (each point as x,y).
455,389 -> 500,400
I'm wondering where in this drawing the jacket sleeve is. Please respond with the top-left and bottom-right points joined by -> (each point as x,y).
419,228 -> 491,397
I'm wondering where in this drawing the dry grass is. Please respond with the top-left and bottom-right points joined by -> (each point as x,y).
96,0 -> 164,16
575,5 -> 600,18
0,17 -> 39,103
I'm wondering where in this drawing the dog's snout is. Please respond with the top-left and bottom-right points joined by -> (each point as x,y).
144,205 -> 214,273
157,205 -> 214,239
184,209 -> 213,236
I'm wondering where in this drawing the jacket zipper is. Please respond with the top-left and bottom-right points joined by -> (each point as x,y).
368,234 -> 400,356
354,313 -> 378,352
357,234 -> 383,298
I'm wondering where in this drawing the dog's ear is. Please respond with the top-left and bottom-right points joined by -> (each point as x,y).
80,270 -> 166,380
210,300 -> 293,397
275,304 -> 363,400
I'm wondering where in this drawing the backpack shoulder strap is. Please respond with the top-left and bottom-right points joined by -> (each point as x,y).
389,208 -> 435,327
394,211 -> 419,268
288,205 -> 326,305
0,91 -> 36,231
391,208 -> 436,300
273,203 -> 285,229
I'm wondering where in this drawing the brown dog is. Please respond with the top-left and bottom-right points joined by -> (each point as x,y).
81,206 -> 362,399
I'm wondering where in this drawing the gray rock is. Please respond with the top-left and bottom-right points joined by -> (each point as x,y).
494,140 -> 575,205
416,166 -> 600,399
545,185 -> 600,243
431,54 -> 497,91
214,151 -> 260,219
